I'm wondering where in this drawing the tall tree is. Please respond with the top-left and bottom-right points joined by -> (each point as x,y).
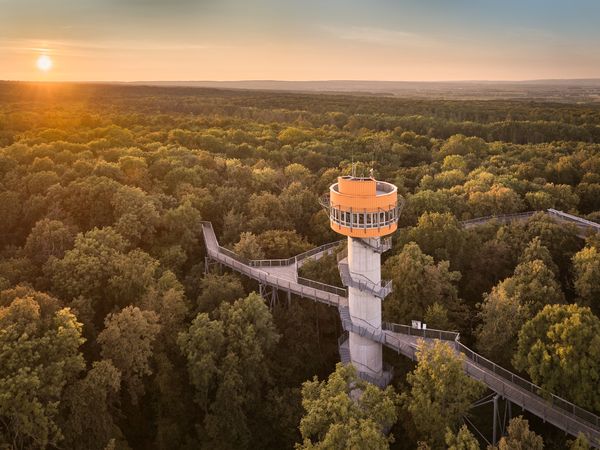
233,231 -> 265,260
383,242 -> 466,329
402,341 -> 484,447
23,218 -> 77,267
569,433 -> 591,450
296,363 -> 399,450
572,246 -> 600,315
445,425 -> 480,450
0,287 -> 85,449
476,248 -> 564,367
59,360 -> 123,450
513,304 -> 600,411
97,306 -> 161,404
178,292 -> 280,449
195,273 -> 245,315
401,212 -> 467,267
495,416 -> 543,450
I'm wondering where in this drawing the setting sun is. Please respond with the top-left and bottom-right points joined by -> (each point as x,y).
36,54 -> 53,72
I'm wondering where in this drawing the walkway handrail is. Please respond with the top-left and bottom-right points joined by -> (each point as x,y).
547,209 -> 600,230
460,209 -> 599,237
382,322 -> 460,342
201,222 -> 346,306
380,321 -> 600,432
295,240 -> 345,266
454,341 -> 600,429
297,276 -> 347,297
460,211 -> 537,226
379,327 -> 600,443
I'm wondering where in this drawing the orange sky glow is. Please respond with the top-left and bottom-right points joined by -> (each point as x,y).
1,0 -> 599,82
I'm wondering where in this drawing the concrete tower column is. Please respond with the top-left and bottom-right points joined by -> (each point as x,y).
348,236 -> 382,375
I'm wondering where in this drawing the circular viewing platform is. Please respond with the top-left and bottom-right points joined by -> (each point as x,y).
321,176 -> 402,237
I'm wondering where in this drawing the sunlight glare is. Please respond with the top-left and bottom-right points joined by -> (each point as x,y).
36,55 -> 53,72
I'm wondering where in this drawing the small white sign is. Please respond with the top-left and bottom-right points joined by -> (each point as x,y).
411,320 -> 422,329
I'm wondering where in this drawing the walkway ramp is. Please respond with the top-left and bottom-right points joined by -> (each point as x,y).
460,208 -> 599,238
380,326 -> 600,446
200,217 -> 600,447
201,222 -> 346,307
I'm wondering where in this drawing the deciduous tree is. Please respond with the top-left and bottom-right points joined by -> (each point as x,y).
513,304 -> 600,410
495,416 -> 543,450
383,242 -> 466,328
0,287 -> 85,449
297,363 -> 399,450
402,341 -> 484,447
97,306 -> 161,404
572,246 -> 600,315
445,425 -> 479,450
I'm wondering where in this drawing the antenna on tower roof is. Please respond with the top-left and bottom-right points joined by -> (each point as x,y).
351,158 -> 356,178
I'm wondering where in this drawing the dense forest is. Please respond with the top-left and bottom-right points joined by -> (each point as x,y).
0,81 -> 599,450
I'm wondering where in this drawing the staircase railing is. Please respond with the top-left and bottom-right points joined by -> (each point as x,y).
356,236 -> 393,253
338,331 -> 394,388
338,258 -> 393,299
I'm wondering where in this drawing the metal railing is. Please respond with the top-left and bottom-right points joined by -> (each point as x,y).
338,258 -> 393,299
460,211 -> 537,227
460,209 -> 599,237
338,331 -> 394,388
382,322 -> 460,342
240,240 -> 345,268
297,276 -> 347,297
547,209 -> 600,232
379,322 -> 600,443
356,236 -> 393,253
454,341 -> 600,430
338,307 -> 386,345
200,222 -> 346,307
295,240 -> 345,266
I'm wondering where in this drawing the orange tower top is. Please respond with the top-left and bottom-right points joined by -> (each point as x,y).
322,176 -> 401,238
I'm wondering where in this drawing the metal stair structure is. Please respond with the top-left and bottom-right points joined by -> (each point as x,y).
356,236 -> 393,253
200,209 -> 600,447
336,248 -> 393,299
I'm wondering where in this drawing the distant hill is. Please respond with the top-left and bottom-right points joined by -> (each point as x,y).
126,79 -> 600,102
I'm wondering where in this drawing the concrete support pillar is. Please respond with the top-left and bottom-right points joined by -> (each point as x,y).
347,236 -> 383,375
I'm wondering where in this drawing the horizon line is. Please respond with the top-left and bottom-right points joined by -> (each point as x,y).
3,77 -> 600,84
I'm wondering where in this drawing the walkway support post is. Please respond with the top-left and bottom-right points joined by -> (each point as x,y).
493,394 -> 499,445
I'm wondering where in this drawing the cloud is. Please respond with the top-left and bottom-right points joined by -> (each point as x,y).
0,38 -> 224,56
323,25 -> 435,47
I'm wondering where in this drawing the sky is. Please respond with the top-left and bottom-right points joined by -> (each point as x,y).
1,0 -> 600,82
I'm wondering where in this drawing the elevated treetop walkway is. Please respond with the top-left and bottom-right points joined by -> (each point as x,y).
200,209 -> 600,446
460,208 -> 600,238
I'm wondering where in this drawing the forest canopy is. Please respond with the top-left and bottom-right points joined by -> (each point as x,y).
0,82 -> 599,449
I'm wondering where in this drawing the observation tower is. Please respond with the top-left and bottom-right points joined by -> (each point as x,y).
322,175 -> 402,385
